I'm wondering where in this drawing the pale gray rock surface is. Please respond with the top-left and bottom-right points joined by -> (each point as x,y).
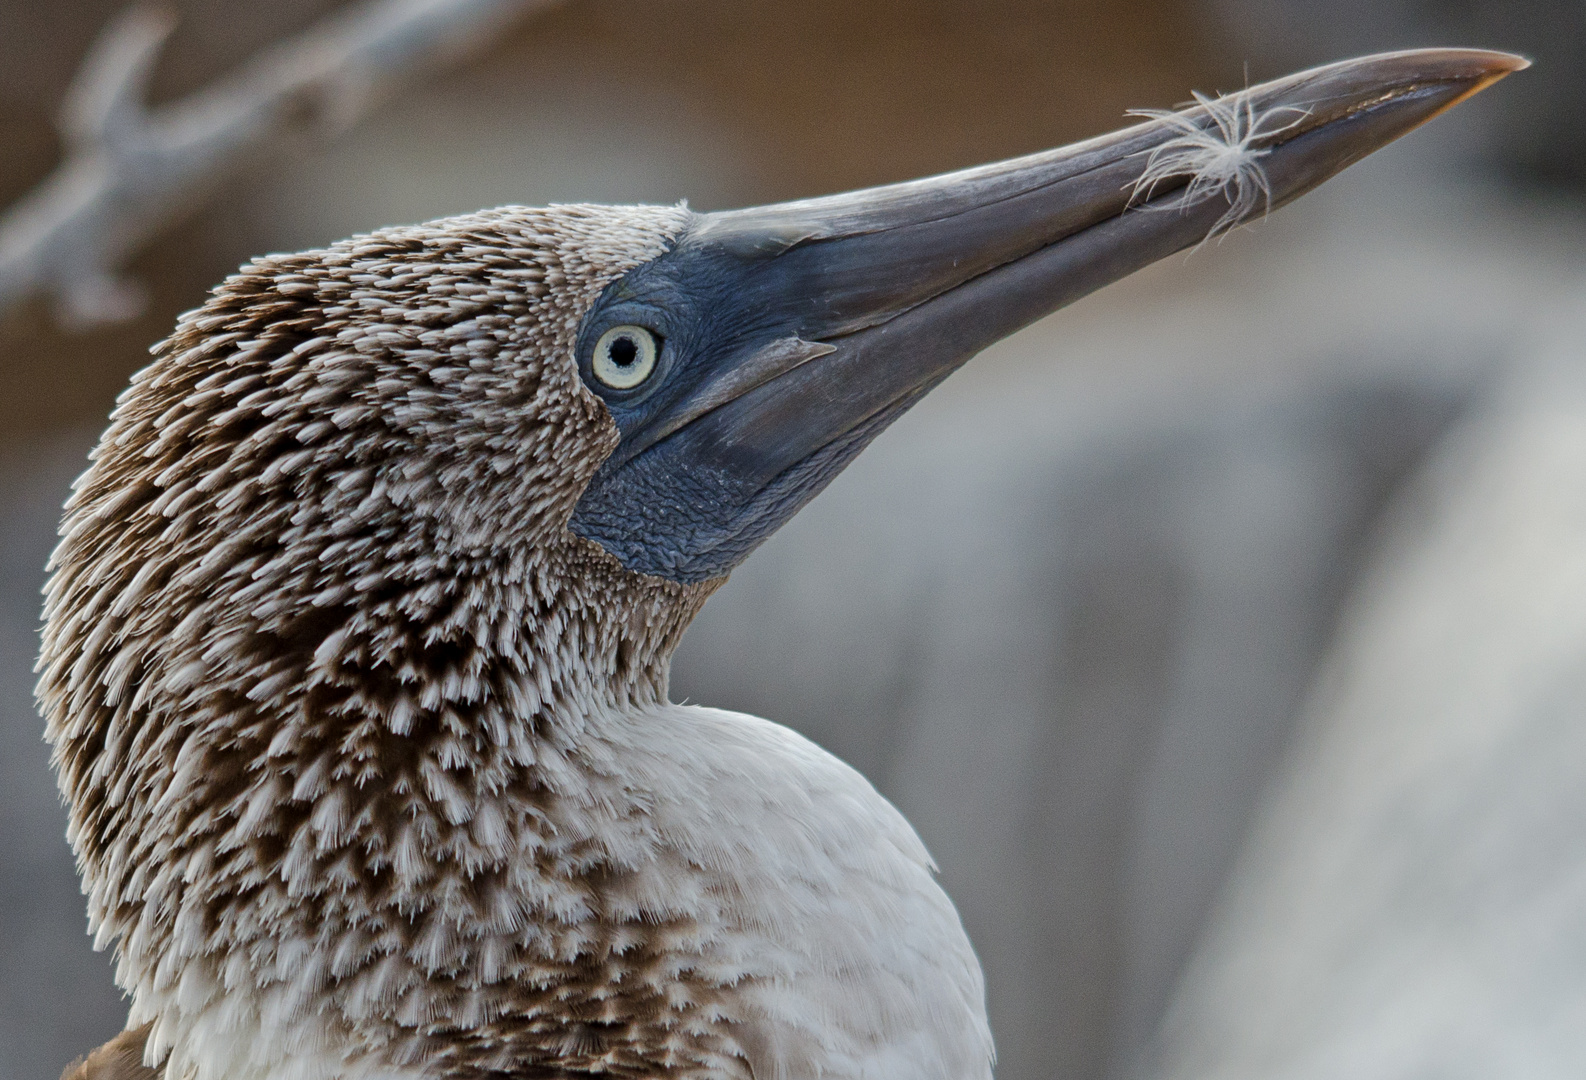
1148,297 -> 1586,1080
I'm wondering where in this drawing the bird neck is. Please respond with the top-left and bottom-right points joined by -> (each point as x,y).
316,542 -> 714,745
45,534 -> 719,1078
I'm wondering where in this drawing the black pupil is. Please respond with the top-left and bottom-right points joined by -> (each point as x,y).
609,334 -> 639,368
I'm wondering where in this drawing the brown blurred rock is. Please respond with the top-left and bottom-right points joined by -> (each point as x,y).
1148,284 -> 1586,1080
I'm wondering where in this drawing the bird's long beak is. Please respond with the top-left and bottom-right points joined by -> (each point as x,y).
570,48 -> 1525,583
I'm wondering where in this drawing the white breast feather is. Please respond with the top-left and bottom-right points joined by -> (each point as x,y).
148,701 -> 992,1080
604,703 -> 995,1080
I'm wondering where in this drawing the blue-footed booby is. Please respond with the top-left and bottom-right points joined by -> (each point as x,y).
42,49 -> 1519,1080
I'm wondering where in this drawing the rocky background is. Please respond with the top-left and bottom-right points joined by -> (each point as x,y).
2,3 -> 1584,1079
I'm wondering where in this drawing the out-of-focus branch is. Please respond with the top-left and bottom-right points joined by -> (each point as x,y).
0,0 -> 563,329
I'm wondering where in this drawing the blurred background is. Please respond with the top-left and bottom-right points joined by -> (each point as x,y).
3,2 -> 1586,1079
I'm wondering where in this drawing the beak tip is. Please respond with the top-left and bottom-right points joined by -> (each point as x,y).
1362,46 -> 1532,87
1269,48 -> 1532,155
1424,47 -> 1532,117
1463,49 -> 1532,89
1420,47 -> 1532,87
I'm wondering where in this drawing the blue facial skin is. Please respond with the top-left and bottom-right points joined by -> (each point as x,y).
568,197 -> 1006,585
568,223 -> 859,584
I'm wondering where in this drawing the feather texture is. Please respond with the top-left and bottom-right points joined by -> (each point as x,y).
39,203 -> 991,1080
1127,88 -> 1309,242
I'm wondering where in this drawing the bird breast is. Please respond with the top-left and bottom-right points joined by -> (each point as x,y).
139,699 -> 991,1080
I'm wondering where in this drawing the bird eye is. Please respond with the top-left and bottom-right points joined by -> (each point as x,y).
591,325 -> 660,391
